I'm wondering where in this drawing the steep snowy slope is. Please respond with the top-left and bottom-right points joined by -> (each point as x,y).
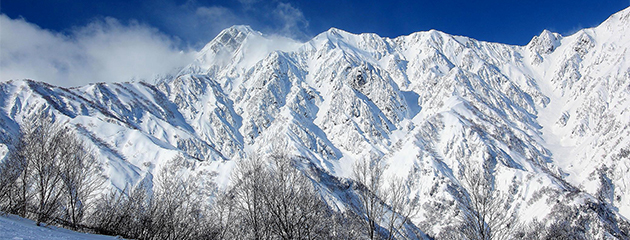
527,8 -> 630,219
1,7 -> 630,239
0,80 -> 232,190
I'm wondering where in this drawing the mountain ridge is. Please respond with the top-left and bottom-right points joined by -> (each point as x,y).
2,6 -> 630,238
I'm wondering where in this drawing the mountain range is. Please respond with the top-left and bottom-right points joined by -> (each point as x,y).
2,6 -> 630,238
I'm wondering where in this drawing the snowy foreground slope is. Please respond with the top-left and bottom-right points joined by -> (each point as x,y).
2,7 -> 630,238
0,214 -> 118,240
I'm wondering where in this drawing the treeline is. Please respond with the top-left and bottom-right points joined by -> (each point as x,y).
1,117 -> 627,239
0,118 -> 392,239
0,117 -> 103,228
87,152 -> 364,239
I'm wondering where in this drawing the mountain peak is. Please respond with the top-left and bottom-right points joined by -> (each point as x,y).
196,25 -> 262,54
211,25 -> 259,47
527,29 -> 562,55
222,25 -> 256,35
322,27 -> 355,39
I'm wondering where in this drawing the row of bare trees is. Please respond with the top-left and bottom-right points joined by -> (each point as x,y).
88,156 -> 214,239
0,116 -> 218,239
83,151 -> 356,240
217,153 -> 341,239
0,117 -> 103,228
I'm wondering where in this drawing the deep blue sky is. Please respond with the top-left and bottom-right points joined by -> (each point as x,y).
2,0 -> 628,47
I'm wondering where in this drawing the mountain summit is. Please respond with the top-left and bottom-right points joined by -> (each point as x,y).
1,7 -> 630,239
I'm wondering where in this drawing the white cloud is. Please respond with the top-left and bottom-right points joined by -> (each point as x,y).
0,15 -> 196,87
146,1 -> 243,48
0,1 -> 313,87
272,2 -> 309,39
148,0 -> 311,45
236,34 -> 304,70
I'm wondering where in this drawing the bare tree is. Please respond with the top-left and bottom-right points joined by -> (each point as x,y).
3,121 -> 37,218
0,158 -> 12,212
353,156 -> 387,240
89,154 -> 218,240
21,117 -> 69,225
0,147 -> 26,214
209,190 -> 238,239
450,161 -> 517,240
148,155 -> 216,240
228,154 -> 271,239
59,133 -> 104,229
0,115 -> 103,227
384,176 -> 421,240
89,182 -> 153,239
150,164 -> 192,239
352,157 -> 421,240
224,151 -> 337,239
261,154 -> 334,239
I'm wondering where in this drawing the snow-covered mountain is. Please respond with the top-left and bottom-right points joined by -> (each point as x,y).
2,7 -> 630,238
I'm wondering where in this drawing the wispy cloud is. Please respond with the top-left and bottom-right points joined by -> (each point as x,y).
0,15 -> 196,87
272,2 -> 310,40
145,0 -> 243,48
0,1 -> 312,87
147,0 -> 311,46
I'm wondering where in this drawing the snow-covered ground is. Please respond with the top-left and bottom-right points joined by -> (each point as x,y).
0,214 -> 119,240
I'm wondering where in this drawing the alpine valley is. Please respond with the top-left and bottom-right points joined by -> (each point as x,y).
2,6 -> 630,239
